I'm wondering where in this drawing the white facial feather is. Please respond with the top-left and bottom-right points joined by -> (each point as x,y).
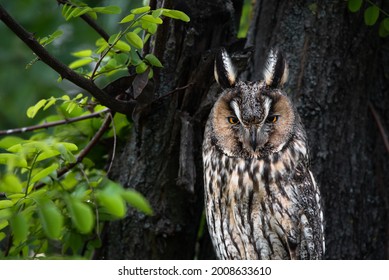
230,100 -> 242,122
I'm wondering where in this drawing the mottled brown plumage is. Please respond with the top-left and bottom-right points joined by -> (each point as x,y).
203,48 -> 325,259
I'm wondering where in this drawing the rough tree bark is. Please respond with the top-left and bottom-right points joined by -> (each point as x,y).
96,0 -> 243,259
97,0 -> 389,259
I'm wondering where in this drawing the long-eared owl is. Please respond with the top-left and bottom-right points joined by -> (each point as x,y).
202,48 -> 325,259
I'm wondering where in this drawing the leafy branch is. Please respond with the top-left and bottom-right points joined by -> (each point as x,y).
33,110 -> 113,191
347,0 -> 389,37
0,4 -> 131,114
0,0 -> 188,259
56,0 -> 110,41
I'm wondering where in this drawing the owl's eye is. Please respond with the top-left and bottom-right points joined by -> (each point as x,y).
227,116 -> 239,125
266,115 -> 279,123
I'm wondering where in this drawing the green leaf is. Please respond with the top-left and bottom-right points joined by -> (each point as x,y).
114,53 -> 130,65
379,18 -> 389,37
348,0 -> 363,13
8,141 -> 49,153
0,200 -> 14,209
0,136 -> 24,149
0,174 -> 23,193
93,6 -> 121,14
39,30 -> 64,46
67,198 -> 94,234
74,93 -> 83,100
121,189 -> 153,215
87,11 -> 98,20
35,150 -> 60,162
141,14 -> 163,24
71,49 -> 93,58
120,13 -> 135,24
57,142 -> 78,152
27,99 -> 47,118
10,213 -> 28,243
51,30 -> 64,38
0,232 -> 6,242
7,193 -> 25,202
131,6 -> 150,14
364,5 -> 380,26
61,95 -> 70,101
145,54 -> 163,68
148,68 -> 154,79
97,184 -> 126,218
69,58 -> 94,69
72,7 -> 93,18
0,154 -> 27,168
66,102 -> 77,114
0,220 -> 8,231
66,7 -> 82,20
62,4 -> 77,20
152,9 -> 164,18
107,113 -> 131,137
114,40 -> 132,52
384,17 -> 389,30
145,23 -> 158,34
62,4 -> 72,19
56,143 -> 76,163
135,62 -> 148,74
125,32 -> 144,49
162,9 -> 190,22
62,231 -> 83,255
43,97 -> 57,110
38,200 -> 63,239
99,193 -> 126,217
30,164 -> 58,184
0,209 -> 12,220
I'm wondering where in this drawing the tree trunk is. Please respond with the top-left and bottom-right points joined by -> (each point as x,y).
95,0 -> 242,259
96,0 -> 389,259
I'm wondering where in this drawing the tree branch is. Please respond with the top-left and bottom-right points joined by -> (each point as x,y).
0,109 -> 109,135
0,4 -> 132,115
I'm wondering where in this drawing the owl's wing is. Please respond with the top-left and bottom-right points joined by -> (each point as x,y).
291,162 -> 325,259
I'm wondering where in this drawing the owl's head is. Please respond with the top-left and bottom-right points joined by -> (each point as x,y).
209,48 -> 297,159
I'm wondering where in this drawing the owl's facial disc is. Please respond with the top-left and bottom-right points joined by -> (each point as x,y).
211,81 -> 296,159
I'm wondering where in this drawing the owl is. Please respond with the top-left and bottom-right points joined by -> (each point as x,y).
202,48 -> 325,260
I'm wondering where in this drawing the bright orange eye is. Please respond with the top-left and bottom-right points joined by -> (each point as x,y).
267,115 -> 279,123
227,116 -> 239,124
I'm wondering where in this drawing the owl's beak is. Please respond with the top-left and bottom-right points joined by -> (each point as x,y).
247,126 -> 267,152
249,128 -> 257,151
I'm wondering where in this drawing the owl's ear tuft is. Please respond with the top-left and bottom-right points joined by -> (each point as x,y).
214,48 -> 237,88
263,49 -> 289,88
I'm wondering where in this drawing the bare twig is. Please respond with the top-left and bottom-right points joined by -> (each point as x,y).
80,14 -> 110,41
369,102 -> 389,154
154,83 -> 193,102
105,111 -> 117,175
0,4 -> 131,115
33,112 -> 113,190
0,109 -> 109,135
